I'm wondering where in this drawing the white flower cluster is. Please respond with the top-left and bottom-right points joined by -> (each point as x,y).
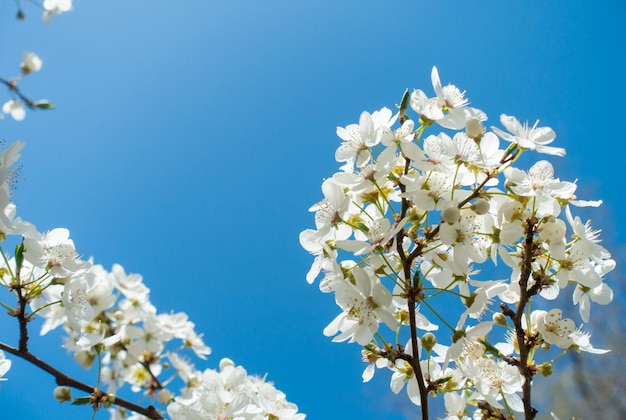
167,358 -> 304,420
43,0 -> 73,22
301,67 -> 614,417
0,141 -> 303,419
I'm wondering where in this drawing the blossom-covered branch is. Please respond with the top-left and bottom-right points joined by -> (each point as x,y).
1,5 -> 305,419
301,66 -> 614,419
0,141 -> 305,419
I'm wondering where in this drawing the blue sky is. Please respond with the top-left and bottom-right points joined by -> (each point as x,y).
0,1 -> 624,419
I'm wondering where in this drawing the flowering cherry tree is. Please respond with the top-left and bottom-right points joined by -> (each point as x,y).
301,66 -> 614,419
0,4 -> 304,420
2,2 -> 616,419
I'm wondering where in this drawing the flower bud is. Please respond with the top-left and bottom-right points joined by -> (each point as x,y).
441,204 -> 460,224
465,117 -> 484,140
471,198 -> 490,215
53,386 -> 72,403
219,358 -> 235,371
492,313 -> 507,326
157,389 -> 174,405
421,333 -> 437,352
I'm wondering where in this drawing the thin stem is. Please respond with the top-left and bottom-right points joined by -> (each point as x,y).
420,299 -> 455,332
0,247 -> 15,280
28,299 -> 62,318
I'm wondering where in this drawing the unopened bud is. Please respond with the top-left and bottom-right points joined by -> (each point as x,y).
157,389 -> 174,405
441,205 -> 460,224
471,198 -> 490,215
219,358 -> 235,371
421,333 -> 437,352
53,386 -> 72,403
492,313 -> 507,326
466,117 -> 484,139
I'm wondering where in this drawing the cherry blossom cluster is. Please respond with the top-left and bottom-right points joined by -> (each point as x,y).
3,5 -> 304,419
0,141 -> 304,418
301,67 -> 614,418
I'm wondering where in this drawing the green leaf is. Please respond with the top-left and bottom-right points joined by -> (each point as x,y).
34,101 -> 54,110
71,396 -> 92,406
479,338 -> 503,358
398,88 -> 410,123
14,241 -> 25,273
412,270 -> 422,287
433,375 -> 452,385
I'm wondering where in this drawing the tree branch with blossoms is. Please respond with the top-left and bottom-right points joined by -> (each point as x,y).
0,5 -> 305,420
0,244 -> 166,418
0,53 -> 53,121
302,66 -> 614,419
0,341 -> 163,419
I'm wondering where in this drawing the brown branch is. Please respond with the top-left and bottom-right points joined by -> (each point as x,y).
0,75 -> 48,109
457,170 -> 494,208
395,155 -> 430,419
0,341 -> 164,419
11,255 -> 30,353
406,289 -> 429,419
511,217 -> 539,419
16,287 -> 30,352
0,76 -> 17,90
